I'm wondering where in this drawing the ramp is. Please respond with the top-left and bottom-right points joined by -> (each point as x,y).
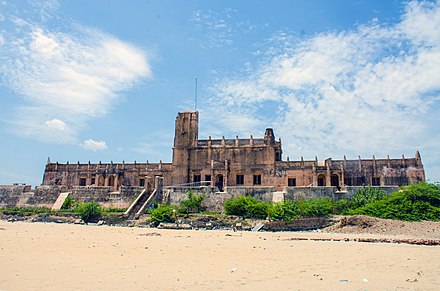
135,189 -> 158,218
252,223 -> 265,232
124,189 -> 148,218
52,192 -> 70,211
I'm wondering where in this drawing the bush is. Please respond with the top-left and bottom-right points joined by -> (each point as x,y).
76,202 -> 102,223
271,200 -> 299,221
179,191 -> 205,214
0,207 -> 52,214
348,187 -> 386,209
150,204 -> 175,224
350,182 -> 440,221
224,196 -> 270,219
61,195 -> 77,210
298,198 -> 334,217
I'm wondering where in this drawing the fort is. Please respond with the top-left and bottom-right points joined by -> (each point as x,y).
1,111 -> 426,211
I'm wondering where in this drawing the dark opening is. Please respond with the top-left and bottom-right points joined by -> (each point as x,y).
216,175 -> 224,192
253,174 -> 262,185
205,175 -> 211,186
79,178 -> 86,186
331,174 -> 339,187
193,174 -> 201,186
288,177 -> 296,187
372,177 -> 381,186
91,177 -> 95,185
139,178 -> 145,187
317,174 -> 326,186
236,174 -> 244,185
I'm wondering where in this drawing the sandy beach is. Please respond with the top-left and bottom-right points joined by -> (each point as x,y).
0,221 -> 439,290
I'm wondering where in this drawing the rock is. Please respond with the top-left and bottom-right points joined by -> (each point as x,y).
74,219 -> 84,225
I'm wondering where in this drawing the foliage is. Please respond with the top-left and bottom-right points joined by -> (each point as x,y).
0,207 -> 52,214
61,195 -> 77,210
298,198 -> 334,217
350,182 -> 440,221
150,204 -> 175,224
348,187 -> 386,209
270,200 -> 299,220
76,202 -> 102,223
101,207 -> 127,213
224,196 -> 270,219
271,198 -> 334,220
179,191 -> 206,214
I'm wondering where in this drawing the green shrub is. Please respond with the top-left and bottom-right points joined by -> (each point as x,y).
246,201 -> 270,219
61,195 -> 77,210
298,198 -> 334,217
150,204 -> 175,224
333,199 -> 349,214
348,187 -> 386,209
350,182 -> 440,221
179,191 -> 205,214
0,207 -> 52,214
76,202 -> 102,223
270,200 -> 299,221
224,196 -> 270,219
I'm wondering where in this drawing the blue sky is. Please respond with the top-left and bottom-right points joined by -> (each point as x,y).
0,0 -> 439,186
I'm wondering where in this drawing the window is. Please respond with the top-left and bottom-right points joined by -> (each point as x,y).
79,178 -> 86,186
253,174 -> 262,185
204,175 -> 211,186
193,174 -> 201,186
288,177 -> 296,187
236,174 -> 244,185
91,177 -> 95,185
139,178 -> 145,187
372,177 -> 380,186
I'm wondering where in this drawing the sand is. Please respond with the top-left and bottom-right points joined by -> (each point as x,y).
0,221 -> 439,290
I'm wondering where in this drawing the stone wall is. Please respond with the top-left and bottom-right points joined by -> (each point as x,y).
284,186 -> 399,201
0,185 -> 28,208
70,186 -> 143,208
0,185 -> 144,209
166,186 -> 276,212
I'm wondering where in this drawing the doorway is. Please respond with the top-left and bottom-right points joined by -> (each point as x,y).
216,174 -> 224,192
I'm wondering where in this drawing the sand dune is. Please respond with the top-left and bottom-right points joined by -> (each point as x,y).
0,221 -> 439,290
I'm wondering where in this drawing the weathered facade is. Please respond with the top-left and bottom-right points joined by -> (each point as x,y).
42,111 -> 425,191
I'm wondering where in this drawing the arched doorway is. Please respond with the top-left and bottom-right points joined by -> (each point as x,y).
118,176 -> 124,188
98,175 -> 105,186
331,174 -> 339,188
109,175 -> 115,188
215,174 -> 224,192
317,174 -> 326,186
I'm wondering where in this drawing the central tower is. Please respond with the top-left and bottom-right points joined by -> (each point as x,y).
172,111 -> 199,185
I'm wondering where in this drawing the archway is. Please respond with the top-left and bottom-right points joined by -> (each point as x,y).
215,174 -> 224,192
331,174 -> 339,187
109,175 -> 115,188
317,174 -> 326,186
98,175 -> 105,186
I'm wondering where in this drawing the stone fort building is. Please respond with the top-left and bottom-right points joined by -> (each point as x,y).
42,111 -> 425,192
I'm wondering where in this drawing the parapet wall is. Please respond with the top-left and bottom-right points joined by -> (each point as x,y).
0,185 -> 144,209
284,186 -> 399,201
165,186 -> 275,212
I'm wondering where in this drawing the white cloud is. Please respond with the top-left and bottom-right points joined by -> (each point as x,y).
81,139 -> 108,151
44,118 -> 67,131
205,0 -> 440,179
0,1 -> 152,144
